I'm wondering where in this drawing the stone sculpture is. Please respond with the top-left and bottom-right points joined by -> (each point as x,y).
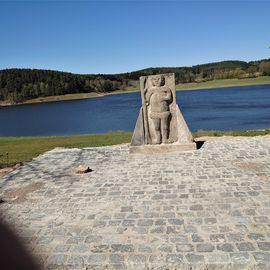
145,75 -> 172,144
130,73 -> 196,153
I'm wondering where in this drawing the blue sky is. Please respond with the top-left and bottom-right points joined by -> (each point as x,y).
0,1 -> 269,74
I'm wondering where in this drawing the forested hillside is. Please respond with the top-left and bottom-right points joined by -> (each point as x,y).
1,59 -> 270,104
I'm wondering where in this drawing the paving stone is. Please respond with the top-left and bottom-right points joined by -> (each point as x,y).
47,254 -> 68,266
93,221 -> 106,228
206,253 -> 230,263
248,233 -> 266,241
127,255 -> 146,264
144,212 -> 159,218
176,244 -> 194,252
168,218 -> 184,225
161,212 -> 175,218
169,235 -> 188,243
258,242 -> 270,251
91,245 -> 110,253
85,235 -> 102,244
132,226 -> 148,235
159,244 -> 173,253
87,254 -> 107,265
137,219 -> 153,226
254,216 -> 269,223
54,244 -> 70,252
184,225 -> 197,233
138,244 -> 152,253
190,205 -> 203,211
121,206 -> 133,212
166,226 -> 182,234
66,256 -> 85,267
252,252 -> 270,263
109,254 -> 125,264
111,244 -> 134,253
155,219 -> 166,226
227,233 -> 245,242
185,253 -> 205,263
205,218 -> 217,224
1,137 -> 270,269
166,254 -> 184,264
209,234 -> 226,243
192,234 -> 204,242
109,220 -> 122,226
70,244 -> 89,253
197,243 -> 215,252
216,243 -> 235,252
150,226 -> 164,234
230,252 -> 251,264
201,225 -> 218,234
236,242 -> 256,251
122,220 -> 135,227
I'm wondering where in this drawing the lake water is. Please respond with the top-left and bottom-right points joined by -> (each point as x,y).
1,85 -> 270,136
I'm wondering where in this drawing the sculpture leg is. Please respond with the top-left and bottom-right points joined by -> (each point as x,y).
151,118 -> 161,144
161,115 -> 170,143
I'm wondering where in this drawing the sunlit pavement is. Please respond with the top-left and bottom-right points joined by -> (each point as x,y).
1,136 -> 270,269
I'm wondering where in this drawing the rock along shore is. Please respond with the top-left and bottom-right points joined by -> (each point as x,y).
1,136 -> 270,269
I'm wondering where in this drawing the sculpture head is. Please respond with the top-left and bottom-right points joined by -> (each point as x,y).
151,75 -> 165,87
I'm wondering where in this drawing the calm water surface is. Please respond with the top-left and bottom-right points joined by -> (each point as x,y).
1,85 -> 270,136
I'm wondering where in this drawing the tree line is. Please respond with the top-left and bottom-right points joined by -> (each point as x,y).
1,59 -> 270,104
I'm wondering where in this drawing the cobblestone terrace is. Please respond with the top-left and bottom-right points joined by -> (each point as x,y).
1,136 -> 270,269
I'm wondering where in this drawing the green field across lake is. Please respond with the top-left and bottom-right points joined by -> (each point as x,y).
1,130 -> 270,168
176,76 -> 270,90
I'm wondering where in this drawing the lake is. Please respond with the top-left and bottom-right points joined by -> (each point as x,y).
1,85 -> 270,136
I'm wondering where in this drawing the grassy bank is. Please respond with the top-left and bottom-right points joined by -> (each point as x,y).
176,76 -> 270,90
1,129 -> 270,168
0,132 -> 132,168
193,129 -> 270,137
2,76 -> 269,106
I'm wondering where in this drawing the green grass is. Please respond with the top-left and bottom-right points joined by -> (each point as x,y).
176,76 -> 270,90
0,132 -> 132,168
193,129 -> 270,138
1,130 -> 270,168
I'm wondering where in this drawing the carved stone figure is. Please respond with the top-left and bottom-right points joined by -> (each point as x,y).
145,75 -> 172,144
130,73 -> 196,153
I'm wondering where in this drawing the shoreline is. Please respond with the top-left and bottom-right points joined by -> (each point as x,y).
1,129 -> 270,169
1,76 -> 270,107
2,133 -> 270,176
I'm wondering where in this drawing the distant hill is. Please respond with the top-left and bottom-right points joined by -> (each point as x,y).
1,59 -> 270,104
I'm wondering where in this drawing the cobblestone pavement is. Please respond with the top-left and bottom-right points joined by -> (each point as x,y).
1,136 -> 270,269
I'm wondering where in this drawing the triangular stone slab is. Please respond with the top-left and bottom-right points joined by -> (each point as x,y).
130,73 -> 196,153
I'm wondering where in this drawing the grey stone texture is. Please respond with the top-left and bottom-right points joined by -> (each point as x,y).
1,135 -> 270,269
130,73 -> 196,152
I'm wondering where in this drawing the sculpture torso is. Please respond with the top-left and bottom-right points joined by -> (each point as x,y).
149,86 -> 172,113
144,78 -> 173,144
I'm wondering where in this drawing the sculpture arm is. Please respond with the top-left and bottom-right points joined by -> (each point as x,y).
164,87 -> 173,102
145,88 -> 154,106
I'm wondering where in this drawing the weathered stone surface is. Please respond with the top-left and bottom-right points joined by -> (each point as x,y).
129,142 -> 196,154
130,73 -> 195,153
1,136 -> 270,269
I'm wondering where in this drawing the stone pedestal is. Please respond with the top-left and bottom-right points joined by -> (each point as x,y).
130,73 -> 196,154
129,142 -> 196,154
